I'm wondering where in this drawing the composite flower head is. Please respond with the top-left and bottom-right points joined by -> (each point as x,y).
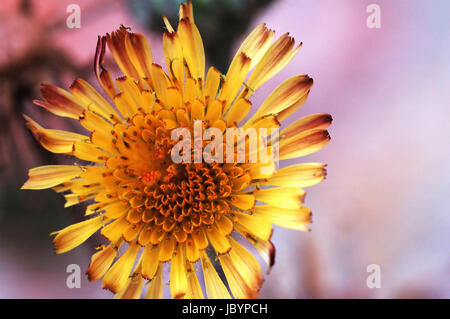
22,1 -> 331,299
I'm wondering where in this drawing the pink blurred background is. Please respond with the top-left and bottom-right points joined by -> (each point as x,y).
0,0 -> 448,298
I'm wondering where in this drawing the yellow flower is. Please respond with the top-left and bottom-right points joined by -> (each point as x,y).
22,1 -> 331,299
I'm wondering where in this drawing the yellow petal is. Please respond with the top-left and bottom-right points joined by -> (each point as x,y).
150,226 -> 165,245
243,114 -> 280,130
137,226 -> 153,246
103,201 -> 130,219
279,129 -> 330,160
123,223 -> 144,242
277,90 -> 310,122
113,91 -> 137,120
219,238 -> 263,299
167,87 -> 183,109
200,251 -> 231,299
69,180 -> 103,196
220,52 -> 251,111
102,243 -> 140,293
204,67 -> 221,101
22,165 -> 82,190
127,208 -> 142,224
86,245 -> 117,281
211,119 -> 227,133
205,99 -> 223,124
106,27 -> 140,80
170,245 -> 188,299
114,273 -> 144,299
85,202 -> 106,216
185,263 -> 204,299
231,174 -> 251,191
232,23 -> 275,70
191,227 -> 208,250
281,113 -> 332,140
140,89 -> 156,113
232,211 -> 272,241
150,64 -> 172,107
52,216 -> 104,254
250,75 -> 313,121
141,244 -> 160,280
101,215 -> 129,243
163,31 -> 184,87
253,205 -> 312,231
237,231 -> 275,274
225,98 -> 252,125
190,99 -> 205,121
79,166 -> 108,182
159,235 -> 176,262
145,264 -> 163,299
254,240 -> 275,273
228,194 -> 255,210
34,83 -> 84,119
24,115 -> 86,154
205,223 -> 231,255
115,76 -> 145,114
79,110 -> 113,135
259,162 -> 327,188
124,31 -> 153,82
178,17 -> 205,81
70,78 -> 120,122
184,237 -> 200,262
215,214 -> 234,236
246,33 -> 301,92
64,193 -> 96,208
91,130 -> 118,155
183,77 -> 198,105
254,186 -> 305,209
72,141 -> 108,163
179,0 -> 194,22
241,161 -> 276,179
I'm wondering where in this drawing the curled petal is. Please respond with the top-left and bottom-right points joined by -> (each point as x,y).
35,83 -> 84,119
24,115 -> 86,154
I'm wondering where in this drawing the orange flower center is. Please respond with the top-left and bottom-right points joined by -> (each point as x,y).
107,112 -> 242,243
